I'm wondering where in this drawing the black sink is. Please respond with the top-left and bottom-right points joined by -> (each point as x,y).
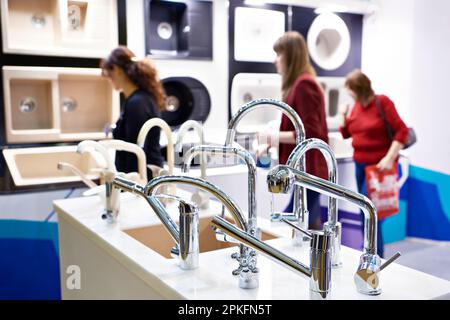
144,0 -> 213,59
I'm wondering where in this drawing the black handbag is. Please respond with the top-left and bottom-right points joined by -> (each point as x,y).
375,97 -> 417,149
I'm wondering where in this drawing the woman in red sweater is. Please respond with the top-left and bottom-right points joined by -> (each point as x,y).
340,69 -> 409,257
259,31 -> 329,230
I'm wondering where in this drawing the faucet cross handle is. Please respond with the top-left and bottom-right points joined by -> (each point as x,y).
230,226 -> 261,274
230,250 -> 259,289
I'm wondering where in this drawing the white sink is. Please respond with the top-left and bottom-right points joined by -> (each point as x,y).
230,73 -> 282,134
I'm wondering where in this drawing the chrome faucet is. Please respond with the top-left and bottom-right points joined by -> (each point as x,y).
143,174 -> 259,289
286,138 -> 342,267
175,120 -> 206,180
112,177 -> 199,270
175,120 -> 209,208
224,98 -> 309,232
77,140 -> 120,223
211,215 -> 333,299
182,144 -> 260,277
182,145 -> 257,233
267,165 -> 401,295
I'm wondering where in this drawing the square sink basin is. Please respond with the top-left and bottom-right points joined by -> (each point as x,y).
9,79 -> 54,130
59,74 -> 114,134
146,0 -> 189,57
2,145 -> 104,186
123,215 -> 278,259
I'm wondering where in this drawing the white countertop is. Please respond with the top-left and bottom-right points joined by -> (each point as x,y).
54,191 -> 450,300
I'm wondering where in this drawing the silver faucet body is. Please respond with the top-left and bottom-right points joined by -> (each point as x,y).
175,120 -> 206,180
267,165 -> 384,295
286,138 -> 342,267
182,145 -> 258,235
142,174 -> 259,288
102,171 -> 121,223
112,177 -> 199,270
211,216 -> 332,299
224,98 -> 308,231
76,140 -> 120,223
182,144 -> 260,281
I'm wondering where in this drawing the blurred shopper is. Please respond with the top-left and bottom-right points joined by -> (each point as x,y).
101,46 -> 166,179
258,31 -> 329,230
340,69 -> 409,257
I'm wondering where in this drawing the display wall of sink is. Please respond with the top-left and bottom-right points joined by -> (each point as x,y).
10,79 -> 55,131
230,73 -> 282,134
318,76 -> 353,131
0,0 -> 118,58
2,66 -> 120,144
59,74 -> 114,137
234,7 -> 285,63
144,0 -> 213,59
123,215 -> 278,259
2,145 -> 105,186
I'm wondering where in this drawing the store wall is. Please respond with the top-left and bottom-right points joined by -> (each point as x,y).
362,0 -> 450,242
126,0 -> 229,135
406,0 -> 450,240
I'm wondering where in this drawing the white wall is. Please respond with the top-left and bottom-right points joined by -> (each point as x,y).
361,0 -> 415,123
126,0 -> 229,136
408,0 -> 450,175
362,0 -> 450,175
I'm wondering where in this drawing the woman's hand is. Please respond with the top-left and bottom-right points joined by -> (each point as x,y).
377,141 -> 404,172
376,155 -> 395,172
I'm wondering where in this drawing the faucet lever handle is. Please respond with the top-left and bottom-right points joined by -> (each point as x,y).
281,218 -> 313,239
380,252 -> 401,271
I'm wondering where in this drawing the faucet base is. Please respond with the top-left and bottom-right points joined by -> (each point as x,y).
309,289 -> 331,300
356,287 -> 382,296
238,269 -> 259,289
101,209 -> 117,224
354,253 -> 382,295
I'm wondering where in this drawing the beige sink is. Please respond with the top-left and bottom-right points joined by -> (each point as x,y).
1,0 -> 118,58
9,79 -> 54,130
3,145 -> 105,186
2,66 -> 120,144
59,74 -> 114,134
123,215 -> 278,259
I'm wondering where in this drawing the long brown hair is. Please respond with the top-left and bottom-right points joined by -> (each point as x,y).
101,46 -> 166,112
345,69 -> 375,104
273,31 -> 317,101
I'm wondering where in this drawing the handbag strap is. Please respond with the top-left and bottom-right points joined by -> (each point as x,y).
375,95 -> 395,140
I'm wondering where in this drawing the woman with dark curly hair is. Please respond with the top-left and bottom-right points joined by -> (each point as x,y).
101,46 -> 166,179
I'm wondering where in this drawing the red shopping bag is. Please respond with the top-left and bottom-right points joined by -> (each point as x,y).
364,164 -> 400,221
